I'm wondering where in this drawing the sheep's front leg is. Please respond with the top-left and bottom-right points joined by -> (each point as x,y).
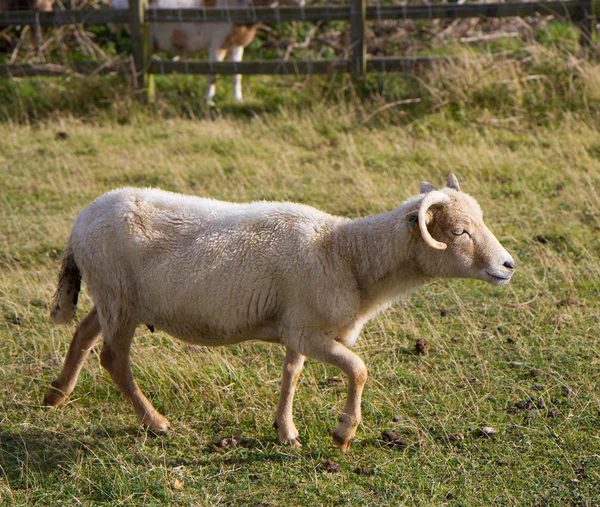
302,339 -> 367,452
229,45 -> 244,102
205,46 -> 227,104
274,348 -> 305,446
44,306 -> 102,406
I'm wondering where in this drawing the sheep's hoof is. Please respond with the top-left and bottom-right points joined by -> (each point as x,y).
288,437 -> 302,448
43,382 -> 68,407
332,429 -> 353,453
142,415 -> 170,434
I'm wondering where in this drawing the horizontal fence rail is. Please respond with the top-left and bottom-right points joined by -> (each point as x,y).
147,55 -> 458,75
0,1 -> 592,25
0,0 -> 596,98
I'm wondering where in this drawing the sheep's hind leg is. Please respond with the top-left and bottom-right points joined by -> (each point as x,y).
300,338 -> 367,452
205,47 -> 227,105
274,348 -> 305,447
100,319 -> 169,432
44,306 -> 102,406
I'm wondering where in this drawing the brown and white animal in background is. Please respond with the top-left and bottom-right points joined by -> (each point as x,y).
44,174 -> 515,452
111,0 -> 304,102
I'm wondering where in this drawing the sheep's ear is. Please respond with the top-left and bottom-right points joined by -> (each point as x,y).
447,173 -> 460,191
420,182 -> 437,194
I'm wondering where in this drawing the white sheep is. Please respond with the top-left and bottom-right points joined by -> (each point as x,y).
110,0 -> 304,102
45,174 -> 515,451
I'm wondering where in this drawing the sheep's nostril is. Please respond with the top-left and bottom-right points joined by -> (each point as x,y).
503,260 -> 515,270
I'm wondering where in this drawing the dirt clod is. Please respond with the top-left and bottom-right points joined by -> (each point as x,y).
323,460 -> 341,473
214,435 -> 245,449
382,430 -> 407,446
515,400 -> 533,410
530,369 -> 543,377
415,338 -> 430,355
548,408 -> 560,418
557,298 -> 582,308
536,399 -> 546,410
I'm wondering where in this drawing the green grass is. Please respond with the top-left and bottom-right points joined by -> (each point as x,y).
1,41 -> 600,506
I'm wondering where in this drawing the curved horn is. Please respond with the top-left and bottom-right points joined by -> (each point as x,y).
447,173 -> 460,191
418,191 -> 451,250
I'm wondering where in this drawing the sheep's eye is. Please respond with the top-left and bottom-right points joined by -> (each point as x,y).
452,228 -> 472,238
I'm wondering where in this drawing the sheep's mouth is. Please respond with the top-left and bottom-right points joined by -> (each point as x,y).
485,271 -> 512,285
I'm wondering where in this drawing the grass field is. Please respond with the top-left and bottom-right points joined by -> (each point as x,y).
1,39 -> 600,505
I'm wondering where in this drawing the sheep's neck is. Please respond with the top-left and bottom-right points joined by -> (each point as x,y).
340,208 -> 429,314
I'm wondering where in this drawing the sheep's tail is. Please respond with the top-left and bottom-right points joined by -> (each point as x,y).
49,246 -> 82,325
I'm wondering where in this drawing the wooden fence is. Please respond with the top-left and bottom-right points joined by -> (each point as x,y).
0,0 -> 596,99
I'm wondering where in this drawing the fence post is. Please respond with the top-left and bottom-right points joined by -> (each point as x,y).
129,0 -> 155,101
350,0 -> 366,76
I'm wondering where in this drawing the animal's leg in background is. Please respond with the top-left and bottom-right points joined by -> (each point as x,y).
230,45 -> 245,102
205,46 -> 227,104
99,316 -> 169,432
300,338 -> 367,452
44,306 -> 102,406
274,348 -> 305,446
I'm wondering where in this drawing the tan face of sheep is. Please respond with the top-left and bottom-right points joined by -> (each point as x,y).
411,174 -> 515,286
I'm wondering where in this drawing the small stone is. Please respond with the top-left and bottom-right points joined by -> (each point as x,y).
324,460 -> 341,473
506,337 -> 516,344
536,399 -> 546,410
548,408 -> 560,418
451,337 -> 459,343
382,430 -> 407,447
449,433 -> 464,442
530,369 -> 543,377
534,235 -> 549,244
55,131 -> 69,140
392,415 -> 401,422
480,426 -> 497,436
440,310 -> 448,317
415,338 -> 430,355
497,458 -> 508,465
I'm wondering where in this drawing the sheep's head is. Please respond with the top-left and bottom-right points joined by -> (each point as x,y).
409,174 -> 514,286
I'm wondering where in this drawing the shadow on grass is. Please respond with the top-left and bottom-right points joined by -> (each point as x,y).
0,424 -> 302,484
